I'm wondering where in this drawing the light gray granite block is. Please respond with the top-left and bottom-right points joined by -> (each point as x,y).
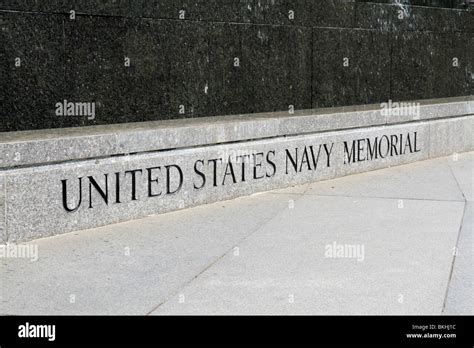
0,133 -> 119,168
429,116 -> 474,158
385,97 -> 473,124
278,107 -> 385,135
1,96 -> 471,169
4,122 -> 429,242
0,175 -> 6,243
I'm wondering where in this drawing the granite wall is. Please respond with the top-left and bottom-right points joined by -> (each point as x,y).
1,0 -> 473,132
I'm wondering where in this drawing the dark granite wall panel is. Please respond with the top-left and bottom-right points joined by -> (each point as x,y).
390,5 -> 464,32
312,28 -> 346,108
313,28 -> 391,108
0,1 -> 472,131
391,28 -> 473,101
163,21 -> 209,118
75,0 -> 145,17
459,10 -> 474,32
468,34 -> 474,95
390,31 -> 447,101
240,25 -> 312,114
0,12 -> 68,131
65,16 -> 130,127
313,0 -> 356,29
207,23 -> 244,116
252,0 -> 314,27
66,17 -> 210,126
120,19 -> 169,122
0,0 -> 61,13
142,0 -> 254,23
0,0 -> 256,22
0,0 -> 471,22
313,1 -> 393,31
444,32 -> 473,97
356,0 -> 470,9
289,27 -> 313,112
354,2 -> 392,30
0,0 -> 139,16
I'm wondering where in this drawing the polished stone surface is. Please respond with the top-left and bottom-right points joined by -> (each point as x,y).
1,1 -> 472,131
241,24 -> 312,114
65,16 -> 130,127
312,28 -> 391,108
66,16 -> 210,124
354,2 -> 392,30
390,31 -> 443,102
255,0 -> 314,26
0,12 -> 67,131
207,23 -> 243,116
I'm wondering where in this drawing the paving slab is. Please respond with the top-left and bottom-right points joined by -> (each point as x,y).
304,157 -> 466,202
443,202 -> 473,315
448,152 -> 474,202
267,184 -> 310,195
0,192 -> 300,315
152,195 -> 464,315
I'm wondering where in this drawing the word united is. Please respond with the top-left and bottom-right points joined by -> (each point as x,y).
61,132 -> 421,212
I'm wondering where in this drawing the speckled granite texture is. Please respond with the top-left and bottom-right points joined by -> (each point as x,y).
0,0 -> 473,131
2,112 -> 472,243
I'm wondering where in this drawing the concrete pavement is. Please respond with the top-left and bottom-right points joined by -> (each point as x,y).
1,152 -> 472,315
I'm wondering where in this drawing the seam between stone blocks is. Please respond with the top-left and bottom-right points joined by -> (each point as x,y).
441,160 -> 468,313
447,159 -> 468,203
144,192 -> 305,315
0,8 -> 470,33
441,201 -> 467,314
